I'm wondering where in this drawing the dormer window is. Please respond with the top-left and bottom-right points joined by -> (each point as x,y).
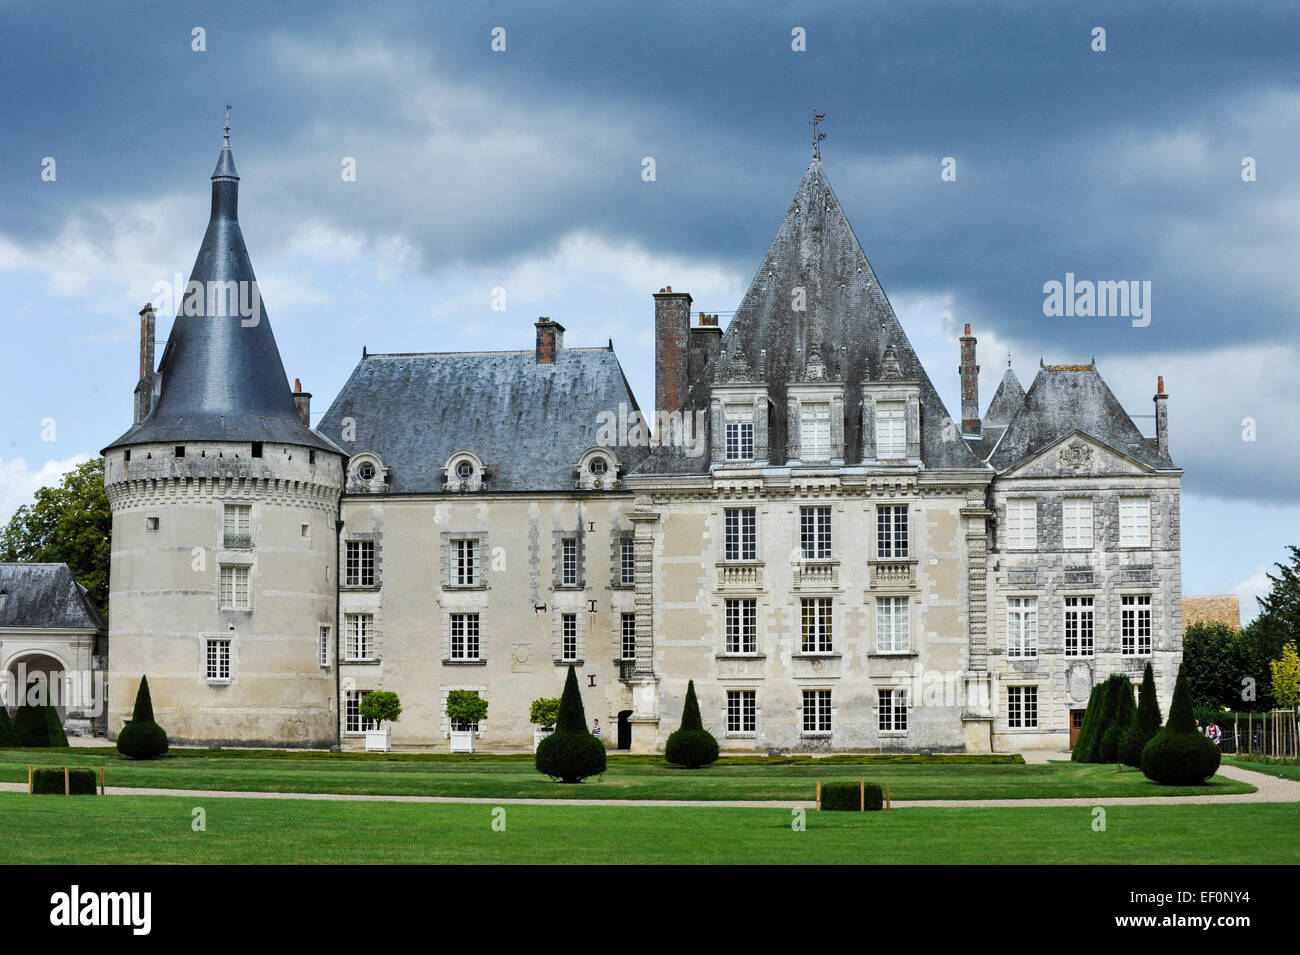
455,460 -> 474,481
799,402 -> 831,462
724,406 -> 755,461
348,453 -> 388,493
875,401 -> 906,458
574,448 -> 617,490
588,457 -> 608,477
357,462 -> 376,481
443,452 -> 487,492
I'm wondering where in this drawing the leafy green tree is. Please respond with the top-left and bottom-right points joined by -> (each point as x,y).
535,665 -> 606,783
529,697 -> 561,729
1269,641 -> 1300,711
1141,663 -> 1221,785
1118,661 -> 1162,768
1254,545 -> 1300,648
444,690 -> 487,729
664,679 -> 719,768
0,458 -> 111,617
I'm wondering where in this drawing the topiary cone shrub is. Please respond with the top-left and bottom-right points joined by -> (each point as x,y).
116,675 -> 169,760
0,704 -> 16,747
1141,663 -> 1221,785
1071,684 -> 1103,762
44,703 -> 69,748
1118,661 -> 1162,768
664,680 -> 719,769
13,678 -> 52,747
1098,675 -> 1134,763
535,665 -> 606,783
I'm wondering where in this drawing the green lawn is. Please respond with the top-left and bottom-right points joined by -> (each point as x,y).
0,748 -> 1254,801
0,791 -> 1293,864
1224,755 -> 1300,782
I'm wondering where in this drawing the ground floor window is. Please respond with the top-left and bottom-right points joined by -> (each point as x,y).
1007,685 -> 1038,729
878,687 -> 908,732
344,690 -> 375,734
204,638 -> 231,683
802,689 -> 832,734
726,690 -> 756,733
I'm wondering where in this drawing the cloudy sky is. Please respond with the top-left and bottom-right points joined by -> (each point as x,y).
1,1 -> 1297,619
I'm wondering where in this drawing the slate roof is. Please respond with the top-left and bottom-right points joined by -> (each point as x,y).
634,159 -> 987,474
983,367 -> 1027,427
317,346 -> 645,493
0,564 -> 106,631
105,137 -> 340,455
985,364 -> 1176,472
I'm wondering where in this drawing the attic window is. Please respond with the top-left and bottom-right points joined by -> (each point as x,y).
251,442 -> 263,458
588,458 -> 608,477
357,462 -> 376,481
455,460 -> 474,480
175,446 -> 185,458
123,450 -> 131,463
309,450 -> 316,465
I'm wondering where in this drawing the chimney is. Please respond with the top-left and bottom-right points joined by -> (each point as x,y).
133,304 -> 157,424
292,377 -> 312,426
1154,375 -> 1168,456
535,317 -> 565,363
958,322 -> 980,435
654,287 -> 692,413
688,312 -> 723,386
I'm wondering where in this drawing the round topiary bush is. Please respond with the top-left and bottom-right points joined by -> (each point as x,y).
534,665 -> 606,783
116,675 -> 169,760
664,679 -> 719,769
1141,663 -> 1220,785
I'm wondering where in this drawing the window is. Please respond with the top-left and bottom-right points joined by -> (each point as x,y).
621,613 -> 636,660
450,613 -> 481,661
1120,496 -> 1151,547
345,540 -> 376,587
723,507 -> 756,562
344,613 -> 373,661
876,597 -> 910,653
1121,595 -> 1152,655
877,505 -> 909,558
561,614 -> 578,661
205,638 -> 231,682
223,504 -> 251,548
800,598 -> 833,653
451,539 -> 480,586
345,690 -> 375,734
875,401 -> 906,458
799,506 -> 832,559
620,537 -> 635,586
725,416 -> 755,461
800,402 -> 831,461
1007,686 -> 1038,728
878,688 -> 908,732
727,690 -> 756,734
318,626 -> 331,668
561,538 -> 578,586
455,460 -> 474,480
1064,597 -> 1094,657
724,599 -> 758,654
250,442 -> 263,458
218,565 -> 250,610
802,689 -> 832,734
1007,597 -> 1038,658
588,457 -> 608,476
357,462 -> 376,481
1063,498 -> 1094,549
1005,498 -> 1037,550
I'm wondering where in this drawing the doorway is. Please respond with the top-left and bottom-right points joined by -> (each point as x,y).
1069,709 -> 1086,748
617,710 -> 632,750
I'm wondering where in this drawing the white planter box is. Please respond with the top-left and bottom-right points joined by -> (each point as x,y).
364,726 -> 391,752
450,729 -> 476,754
533,727 -> 554,752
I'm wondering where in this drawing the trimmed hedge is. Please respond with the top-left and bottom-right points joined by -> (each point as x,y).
13,701 -> 51,747
664,680 -> 719,769
1071,685 -> 1104,762
0,705 -> 17,747
1074,675 -> 1134,763
1142,663 -> 1221,785
116,675 -> 169,760
535,665 -> 606,783
1119,661 -> 1162,768
1099,677 -> 1135,763
820,781 -> 884,811
45,705 -> 69,748
32,767 -> 97,795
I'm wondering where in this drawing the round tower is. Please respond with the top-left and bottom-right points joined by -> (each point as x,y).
102,120 -> 344,747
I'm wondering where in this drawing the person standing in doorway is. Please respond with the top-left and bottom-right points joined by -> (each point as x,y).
592,719 -> 601,739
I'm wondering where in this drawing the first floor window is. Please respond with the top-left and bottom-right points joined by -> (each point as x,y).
1007,597 -> 1038,658
1119,496 -> 1151,547
800,505 -> 832,559
621,613 -> 637,660
620,537 -> 636,586
345,613 -> 373,661
218,565 -> 250,609
727,690 -> 756,733
802,689 -> 832,734
223,503 -> 251,548
875,400 -> 906,458
1121,595 -> 1153,655
724,507 -> 756,561
345,539 -> 376,587
1007,686 -> 1038,728
561,538 -> 578,586
878,688 -> 908,732
1063,497 -> 1094,549
450,613 -> 481,661
451,538 -> 480,586
562,613 -> 578,661
1005,497 -> 1037,550
877,504 -> 909,558
876,597 -> 910,653
800,598 -> 834,653
725,599 -> 758,654
205,638 -> 231,682
1064,596 -> 1094,657
318,626 -> 331,668
345,690 -> 375,734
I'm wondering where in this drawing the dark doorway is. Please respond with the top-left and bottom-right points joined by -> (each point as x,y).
617,710 -> 632,750
1069,709 -> 1086,748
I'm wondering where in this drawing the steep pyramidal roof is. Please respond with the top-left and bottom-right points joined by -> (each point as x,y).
983,366 -> 1027,427
105,131 -> 338,454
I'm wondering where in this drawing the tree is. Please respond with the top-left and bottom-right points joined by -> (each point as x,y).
1071,684 -> 1103,762
116,675 -> 169,759
535,665 -> 606,783
529,697 -> 561,730
664,679 -> 719,768
1118,661 -> 1162,768
1099,676 -> 1135,764
360,691 -> 402,727
1141,663 -> 1221,785
1269,641 -> 1300,711
445,690 -> 487,729
0,458 -> 111,617
1254,545 -> 1300,648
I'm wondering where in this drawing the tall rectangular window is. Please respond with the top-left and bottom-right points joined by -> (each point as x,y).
1007,686 -> 1038,728
878,688 -> 908,732
621,613 -> 637,661
1064,596 -> 1094,657
318,625 -> 331,668
561,538 -> 578,586
799,506 -> 832,559
875,401 -> 906,458
450,613 -> 481,661
800,401 -> 831,461
1121,595 -> 1153,655
876,597 -> 910,653
345,540 -> 376,587
724,599 -> 758,654
877,505 -> 909,558
218,565 -> 249,610
1005,498 -> 1037,550
727,690 -> 757,734
1119,496 -> 1151,547
725,410 -> 755,461
451,539 -> 480,586
1063,498 -> 1094,549
205,638 -> 231,682
800,598 -> 834,653
345,690 -> 375,734
223,504 -> 251,548
723,507 -> 756,561
344,613 -> 373,661
620,537 -> 636,586
561,613 -> 578,661
1007,597 -> 1038,659
802,689 -> 832,734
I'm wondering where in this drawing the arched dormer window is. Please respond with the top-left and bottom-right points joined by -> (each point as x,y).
574,448 -> 620,490
347,452 -> 388,493
442,451 -> 488,492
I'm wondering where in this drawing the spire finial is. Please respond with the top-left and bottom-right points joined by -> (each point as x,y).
810,109 -> 826,161
1007,349 -> 1012,369
223,105 -> 232,146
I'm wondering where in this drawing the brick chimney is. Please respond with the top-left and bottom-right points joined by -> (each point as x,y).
292,378 -> 312,426
1154,375 -> 1168,456
654,287 -> 692,413
688,312 -> 723,387
958,322 -> 980,435
133,304 -> 157,424
535,317 -> 565,363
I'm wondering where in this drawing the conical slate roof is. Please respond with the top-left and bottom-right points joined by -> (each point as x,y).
105,134 -> 338,454
983,366 -> 1027,427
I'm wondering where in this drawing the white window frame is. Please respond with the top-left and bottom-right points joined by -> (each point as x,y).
222,503 -> 251,548
723,507 -> 756,562
1063,596 -> 1094,657
1006,596 -> 1038,659
799,505 -> 832,559
561,613 -> 578,662
724,599 -> 758,654
451,538 -> 480,587
1063,498 -> 1094,549
1121,594 -> 1153,655
205,637 -> 231,683
800,401 -> 832,462
450,612 -> 481,661
875,400 -> 906,458
724,408 -> 755,462
1007,685 -> 1038,729
1119,496 -> 1151,547
620,537 -> 636,586
561,538 -> 579,587
877,505 -> 909,558
318,625 -> 331,668
344,613 -> 374,662
876,597 -> 910,653
218,564 -> 250,610
620,613 -> 637,661
802,689 -> 832,735
727,689 -> 757,734
878,688 -> 908,733
345,690 -> 375,734
345,539 -> 376,587
1005,498 -> 1037,551
800,598 -> 834,653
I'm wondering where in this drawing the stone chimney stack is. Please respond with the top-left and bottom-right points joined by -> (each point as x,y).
292,377 -> 312,426
688,312 -> 723,387
959,322 -> 980,435
654,287 -> 692,413
133,304 -> 157,424
535,317 -> 565,364
1154,375 -> 1168,456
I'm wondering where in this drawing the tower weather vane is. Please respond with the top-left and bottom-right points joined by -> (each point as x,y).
810,110 -> 827,160
224,104 -> 232,144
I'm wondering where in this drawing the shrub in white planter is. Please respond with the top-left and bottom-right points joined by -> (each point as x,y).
447,690 -> 489,753
530,697 -> 561,752
360,691 -> 402,753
